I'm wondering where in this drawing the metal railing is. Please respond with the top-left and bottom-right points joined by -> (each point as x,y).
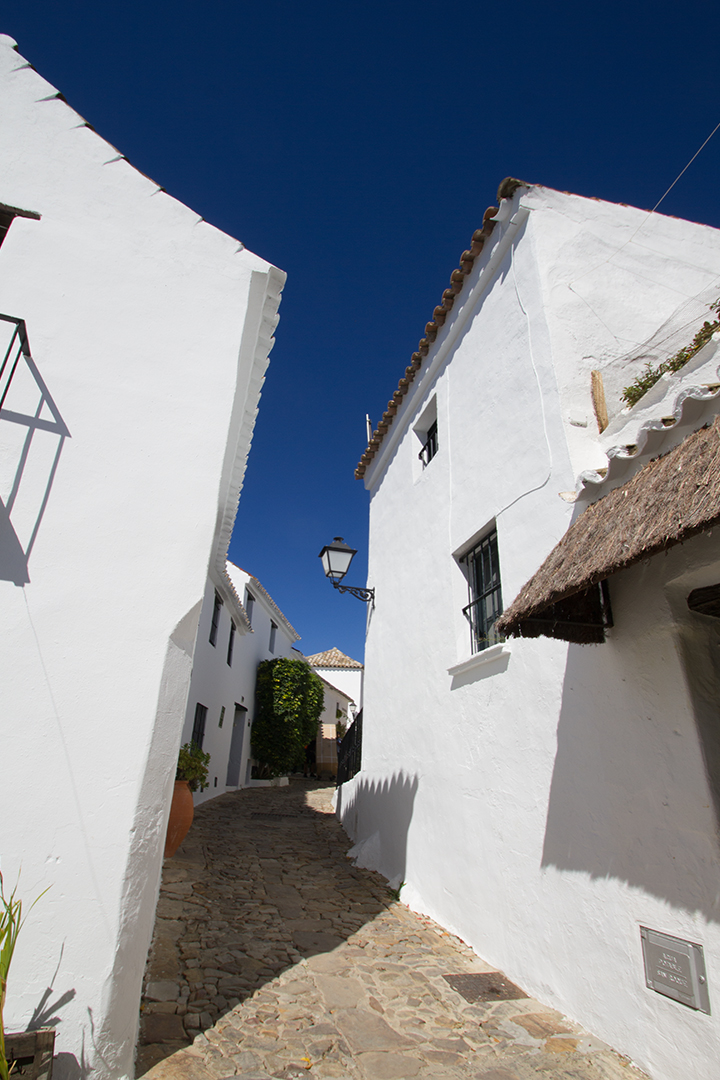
418,420 -> 438,467
462,595 -> 503,654
337,709 -> 363,786
0,315 -> 29,411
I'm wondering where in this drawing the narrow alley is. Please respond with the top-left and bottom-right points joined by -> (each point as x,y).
138,781 -> 650,1080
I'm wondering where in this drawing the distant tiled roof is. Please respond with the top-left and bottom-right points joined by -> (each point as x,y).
355,178 -> 528,479
305,646 -> 364,670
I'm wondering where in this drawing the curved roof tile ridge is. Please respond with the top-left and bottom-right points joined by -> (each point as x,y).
577,382 -> 720,503
305,646 -> 364,669
354,177 -> 530,479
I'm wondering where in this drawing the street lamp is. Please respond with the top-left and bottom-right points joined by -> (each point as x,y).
319,537 -> 375,603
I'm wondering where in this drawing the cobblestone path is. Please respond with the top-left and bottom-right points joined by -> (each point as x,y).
138,780 -> 650,1080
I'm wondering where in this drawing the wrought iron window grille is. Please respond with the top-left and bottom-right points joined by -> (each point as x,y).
337,709 -> 362,786
462,530 -> 504,653
418,420 -> 438,467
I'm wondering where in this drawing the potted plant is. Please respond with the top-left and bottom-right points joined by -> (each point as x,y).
1,875 -> 53,1080
164,743 -> 210,857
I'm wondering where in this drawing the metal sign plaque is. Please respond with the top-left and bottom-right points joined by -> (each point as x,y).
640,927 -> 711,1014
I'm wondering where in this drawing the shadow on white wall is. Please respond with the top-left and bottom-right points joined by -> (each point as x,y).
336,771 -> 419,889
542,593 -> 720,923
0,315 -> 69,585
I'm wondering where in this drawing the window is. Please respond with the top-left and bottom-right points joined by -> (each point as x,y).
191,703 -> 208,749
414,395 -> 438,471
419,420 -> 438,467
269,621 -> 277,653
227,621 -> 236,666
209,592 -> 223,646
461,529 -> 503,653
245,591 -> 255,627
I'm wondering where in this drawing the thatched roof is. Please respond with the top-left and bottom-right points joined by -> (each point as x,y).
497,417 -> 720,643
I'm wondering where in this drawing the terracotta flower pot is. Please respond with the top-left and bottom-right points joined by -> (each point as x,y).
164,780 -> 194,857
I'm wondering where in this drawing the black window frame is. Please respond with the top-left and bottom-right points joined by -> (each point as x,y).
227,620 -> 236,666
418,419 -> 438,468
209,591 -> 223,646
269,621 -> 277,653
191,702 -> 208,749
461,529 -> 504,654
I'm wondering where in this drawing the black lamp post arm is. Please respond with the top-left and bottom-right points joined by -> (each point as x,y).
332,581 -> 375,603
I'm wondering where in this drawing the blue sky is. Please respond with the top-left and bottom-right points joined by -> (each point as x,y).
6,1 -> 720,659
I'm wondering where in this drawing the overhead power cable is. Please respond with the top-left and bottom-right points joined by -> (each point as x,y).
570,117 -> 720,288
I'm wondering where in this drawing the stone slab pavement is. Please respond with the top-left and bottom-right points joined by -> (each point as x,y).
138,780 -> 650,1080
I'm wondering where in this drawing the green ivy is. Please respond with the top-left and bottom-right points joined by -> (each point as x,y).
622,301 -> 720,408
251,658 -> 325,779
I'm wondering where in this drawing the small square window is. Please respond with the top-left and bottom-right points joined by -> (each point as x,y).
209,592 -> 223,646
461,529 -> 503,653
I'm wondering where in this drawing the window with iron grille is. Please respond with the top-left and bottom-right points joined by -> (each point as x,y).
418,420 -> 438,468
461,530 -> 503,653
191,703 -> 208,749
209,592 -> 223,646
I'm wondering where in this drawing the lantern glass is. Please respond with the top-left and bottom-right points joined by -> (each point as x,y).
319,537 -> 357,582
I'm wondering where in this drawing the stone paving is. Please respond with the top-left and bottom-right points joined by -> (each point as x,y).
138,780 -> 650,1080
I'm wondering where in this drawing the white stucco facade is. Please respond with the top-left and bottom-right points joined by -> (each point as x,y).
340,183 -> 720,1080
305,648 -> 364,716
312,677 -> 354,778
181,563 -> 300,805
0,35 -> 284,1080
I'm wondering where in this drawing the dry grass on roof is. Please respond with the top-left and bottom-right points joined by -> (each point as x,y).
498,417 -> 720,634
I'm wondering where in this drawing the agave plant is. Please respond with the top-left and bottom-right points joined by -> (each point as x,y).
0,874 -> 48,1080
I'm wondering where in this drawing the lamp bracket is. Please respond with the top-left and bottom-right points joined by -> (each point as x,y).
332,581 -> 375,604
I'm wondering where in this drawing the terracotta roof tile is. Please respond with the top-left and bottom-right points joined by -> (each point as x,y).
304,646 -> 364,669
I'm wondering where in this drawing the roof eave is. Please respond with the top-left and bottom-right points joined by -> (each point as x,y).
359,193 -> 532,489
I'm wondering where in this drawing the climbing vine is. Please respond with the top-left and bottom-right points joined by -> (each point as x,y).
251,658 -> 325,778
621,301 -> 720,408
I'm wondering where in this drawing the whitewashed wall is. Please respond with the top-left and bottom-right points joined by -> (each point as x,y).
0,36 -> 284,1080
182,563 -> 299,805
313,677 -> 353,776
341,185 -> 720,1080
308,665 -> 363,714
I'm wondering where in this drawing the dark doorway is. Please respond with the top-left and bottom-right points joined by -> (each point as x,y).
226,704 -> 248,786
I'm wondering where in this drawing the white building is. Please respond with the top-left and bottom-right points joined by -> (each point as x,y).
0,35 -> 284,1080
305,646 -> 364,716
312,674 -> 355,780
181,562 -> 300,804
340,179 -> 720,1080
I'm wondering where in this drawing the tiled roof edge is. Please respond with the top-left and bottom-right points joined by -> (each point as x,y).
218,564 -> 252,633
354,178 -> 529,479
577,382 -> 720,503
304,646 -> 364,669
247,574 -> 301,643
